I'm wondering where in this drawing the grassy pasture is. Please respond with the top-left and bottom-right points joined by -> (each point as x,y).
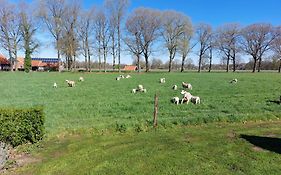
12,121 -> 281,175
0,72 -> 280,134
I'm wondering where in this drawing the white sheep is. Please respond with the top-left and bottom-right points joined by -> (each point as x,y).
182,82 -> 192,90
172,85 -> 177,90
230,79 -> 238,84
132,89 -> 137,93
53,82 -> 57,88
66,80 -> 75,87
142,89 -> 147,93
79,77 -> 84,82
181,90 -> 192,104
191,96 -> 201,105
120,75 -> 125,79
126,75 -> 131,79
171,97 -> 180,105
137,85 -> 144,91
160,78 -> 166,83
116,77 -> 121,81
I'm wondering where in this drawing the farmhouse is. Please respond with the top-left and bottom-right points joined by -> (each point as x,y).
15,57 -> 59,71
124,65 -> 138,71
0,54 -> 10,71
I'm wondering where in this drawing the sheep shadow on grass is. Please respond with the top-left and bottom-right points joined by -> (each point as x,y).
240,134 -> 281,154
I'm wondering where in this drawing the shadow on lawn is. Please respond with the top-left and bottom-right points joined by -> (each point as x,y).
240,134 -> 281,154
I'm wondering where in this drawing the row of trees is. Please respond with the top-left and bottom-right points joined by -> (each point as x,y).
0,0 -> 280,73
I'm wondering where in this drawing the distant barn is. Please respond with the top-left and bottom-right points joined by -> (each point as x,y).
15,57 -> 60,71
124,65 -> 137,71
0,54 -> 10,71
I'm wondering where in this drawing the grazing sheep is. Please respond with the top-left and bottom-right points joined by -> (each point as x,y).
79,77 -> 84,82
53,82 -> 57,88
137,85 -> 144,91
181,90 -> 192,104
132,89 -> 137,93
230,79 -> 238,84
120,75 -> 125,79
142,89 -> 147,93
191,96 -> 200,105
172,85 -> 177,90
182,82 -> 192,90
66,80 -> 75,87
126,75 -> 131,79
116,77 -> 121,81
171,97 -> 180,105
160,78 -> 166,83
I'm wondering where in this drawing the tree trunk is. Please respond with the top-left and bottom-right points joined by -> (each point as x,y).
117,25 -> 121,73
181,54 -> 186,72
168,56 -> 173,73
226,56 -> 230,72
87,48 -> 91,72
104,50 -> 106,72
98,47 -> 101,72
198,54 -> 202,73
252,57 -> 257,73
14,50 -> 18,71
278,58 -> 281,73
57,38 -> 61,72
232,52 -> 236,72
84,53 -> 88,72
137,54 -> 140,73
208,48 -> 212,72
258,57 -> 262,72
144,54 -> 149,72
112,34 -> 116,71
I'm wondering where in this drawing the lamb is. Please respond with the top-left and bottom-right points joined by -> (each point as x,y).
66,80 -> 75,87
132,89 -> 137,93
137,85 -> 144,91
53,82 -> 57,88
171,97 -> 180,105
79,77 -> 84,82
190,96 -> 200,105
230,79 -> 238,84
126,75 -> 131,79
120,75 -> 125,79
160,78 -> 166,83
172,85 -> 177,90
182,82 -> 192,90
116,77 -> 121,81
180,90 -> 192,104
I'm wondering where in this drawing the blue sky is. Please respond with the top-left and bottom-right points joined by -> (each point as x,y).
4,0 -> 281,64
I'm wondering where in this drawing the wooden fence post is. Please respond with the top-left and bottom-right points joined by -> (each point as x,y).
153,93 -> 158,128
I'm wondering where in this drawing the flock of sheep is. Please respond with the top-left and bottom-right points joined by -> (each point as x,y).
53,76 -> 84,88
53,74 -> 238,107
129,76 -> 202,106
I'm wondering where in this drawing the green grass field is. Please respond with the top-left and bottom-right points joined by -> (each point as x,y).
1,72 -> 281,174
1,72 -> 280,134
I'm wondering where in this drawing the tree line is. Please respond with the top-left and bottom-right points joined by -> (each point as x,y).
0,0 -> 280,73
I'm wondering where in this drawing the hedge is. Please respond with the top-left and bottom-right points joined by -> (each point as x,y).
0,107 -> 45,147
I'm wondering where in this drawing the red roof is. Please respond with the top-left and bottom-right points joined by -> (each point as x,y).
0,54 -> 10,65
124,65 -> 137,71
32,60 -> 47,67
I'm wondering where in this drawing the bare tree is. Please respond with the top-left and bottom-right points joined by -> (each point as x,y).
0,0 -> 21,71
272,26 -> 281,73
94,9 -> 110,72
78,7 -> 95,72
216,23 -> 240,72
127,8 -> 161,72
124,14 -> 143,72
161,10 -> 192,72
19,3 -> 39,73
196,23 -> 212,72
105,0 -> 129,72
178,27 -> 194,72
240,23 -> 276,73
60,1 -> 80,71
38,0 -> 65,72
